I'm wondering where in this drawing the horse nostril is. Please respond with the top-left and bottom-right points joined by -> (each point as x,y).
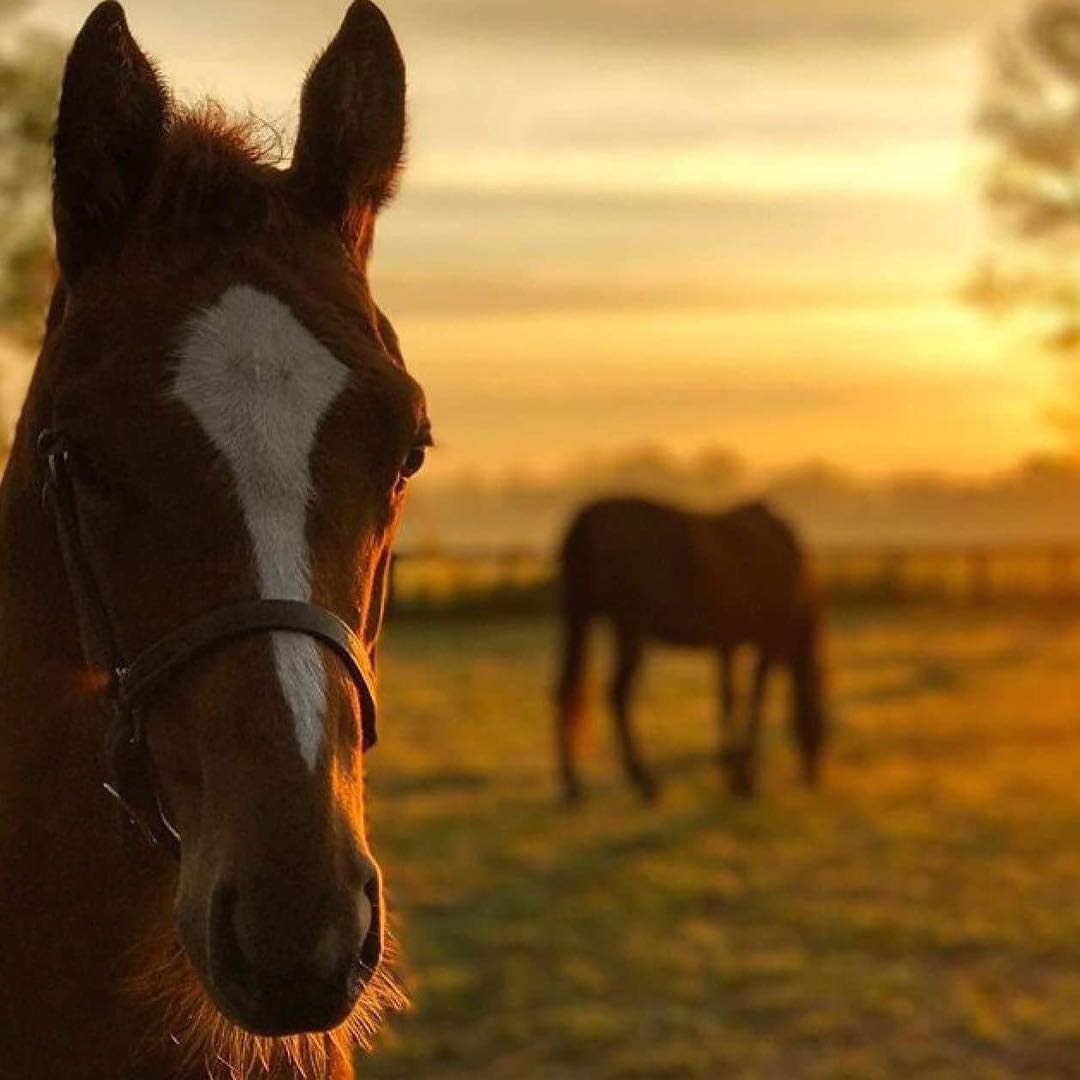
209,883 -> 257,1008
341,859 -> 384,993
348,849 -> 381,894
347,861 -> 384,995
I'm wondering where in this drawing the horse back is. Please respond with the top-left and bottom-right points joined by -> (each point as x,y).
560,497 -> 813,651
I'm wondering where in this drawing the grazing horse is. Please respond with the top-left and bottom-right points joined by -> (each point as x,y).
555,498 -> 827,803
0,4 -> 430,1078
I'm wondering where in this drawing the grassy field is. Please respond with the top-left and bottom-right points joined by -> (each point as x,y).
364,611 -> 1080,1078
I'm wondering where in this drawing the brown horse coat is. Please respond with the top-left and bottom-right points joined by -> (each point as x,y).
556,498 -> 827,801
0,3 -> 424,1077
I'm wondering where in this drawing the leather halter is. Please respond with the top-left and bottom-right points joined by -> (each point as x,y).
37,429 -> 379,860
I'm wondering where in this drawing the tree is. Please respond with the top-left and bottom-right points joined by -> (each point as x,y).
0,0 -> 64,342
973,2 -> 1080,444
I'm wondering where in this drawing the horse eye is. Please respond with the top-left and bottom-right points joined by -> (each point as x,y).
397,422 -> 433,486
400,443 -> 427,480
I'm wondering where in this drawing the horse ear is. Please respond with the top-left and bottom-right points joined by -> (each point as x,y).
53,2 -> 169,283
287,0 -> 406,258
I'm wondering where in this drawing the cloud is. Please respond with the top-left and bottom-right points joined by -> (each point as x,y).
33,1 -> 1012,60
387,0 -> 1012,51
372,185 -> 977,323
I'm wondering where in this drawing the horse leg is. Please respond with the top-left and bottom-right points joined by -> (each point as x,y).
731,649 -> 772,798
790,607 -> 827,788
717,644 -> 737,776
610,630 -> 658,803
556,613 -> 591,805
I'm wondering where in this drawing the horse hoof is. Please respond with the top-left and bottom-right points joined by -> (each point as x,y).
638,783 -> 661,806
562,787 -> 585,809
730,777 -> 756,799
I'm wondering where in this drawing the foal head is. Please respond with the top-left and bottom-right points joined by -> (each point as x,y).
34,0 -> 425,1049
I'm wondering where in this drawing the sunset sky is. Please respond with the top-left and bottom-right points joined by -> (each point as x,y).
25,0 -> 1059,479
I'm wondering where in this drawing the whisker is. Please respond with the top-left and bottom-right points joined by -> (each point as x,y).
122,924 -> 408,1078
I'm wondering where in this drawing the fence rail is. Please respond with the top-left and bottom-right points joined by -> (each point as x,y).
388,544 -> 1080,618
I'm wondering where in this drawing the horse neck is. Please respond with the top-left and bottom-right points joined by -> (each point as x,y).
0,413 -> 166,896
0,310 -> 108,788
0,426 -> 91,758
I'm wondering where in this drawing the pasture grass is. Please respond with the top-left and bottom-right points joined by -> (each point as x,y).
364,611 -> 1080,1078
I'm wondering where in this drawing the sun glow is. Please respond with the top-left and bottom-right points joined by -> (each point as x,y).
408,140 -> 962,200
14,0 -> 1046,481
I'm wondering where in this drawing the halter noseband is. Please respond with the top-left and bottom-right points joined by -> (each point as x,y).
37,428 -> 379,861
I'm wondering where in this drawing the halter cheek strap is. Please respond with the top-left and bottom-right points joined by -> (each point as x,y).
38,428 -> 380,861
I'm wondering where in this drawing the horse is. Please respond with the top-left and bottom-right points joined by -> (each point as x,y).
555,498 -> 828,803
0,4 -> 429,1077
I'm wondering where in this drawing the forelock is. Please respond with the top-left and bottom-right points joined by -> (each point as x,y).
139,102 -> 290,243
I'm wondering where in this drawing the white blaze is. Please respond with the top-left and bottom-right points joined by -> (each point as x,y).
172,284 -> 350,769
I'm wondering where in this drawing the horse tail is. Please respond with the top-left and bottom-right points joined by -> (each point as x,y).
555,512 -> 596,802
789,587 -> 828,786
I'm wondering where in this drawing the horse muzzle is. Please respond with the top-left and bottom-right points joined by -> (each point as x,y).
200,859 -> 384,1037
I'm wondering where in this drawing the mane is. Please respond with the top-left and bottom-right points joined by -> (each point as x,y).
126,922 -> 408,1079
140,101 -> 291,243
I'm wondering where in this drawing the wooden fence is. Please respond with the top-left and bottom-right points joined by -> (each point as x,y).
388,544 -> 1080,618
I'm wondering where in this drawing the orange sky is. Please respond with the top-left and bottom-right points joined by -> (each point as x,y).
25,0 -> 1061,478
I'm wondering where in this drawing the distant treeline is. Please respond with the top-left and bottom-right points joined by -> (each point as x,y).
400,444 -> 1080,552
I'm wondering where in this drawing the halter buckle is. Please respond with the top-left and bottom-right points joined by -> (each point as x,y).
36,428 -> 61,456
